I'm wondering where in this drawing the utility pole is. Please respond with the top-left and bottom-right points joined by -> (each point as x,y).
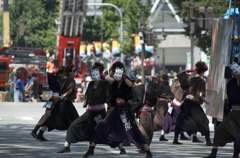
87,3 -> 124,63
140,0 -> 147,84
3,0 -> 11,47
189,0 -> 195,68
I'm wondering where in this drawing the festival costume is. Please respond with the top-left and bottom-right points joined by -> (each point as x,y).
174,73 -> 211,145
66,80 -> 110,143
153,82 -> 174,131
130,83 -> 157,145
162,78 -> 186,134
92,80 -> 147,148
205,78 -> 240,158
31,73 -> 61,140
43,77 -> 79,131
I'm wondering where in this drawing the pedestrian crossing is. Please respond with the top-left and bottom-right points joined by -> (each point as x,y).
15,117 -> 35,120
0,116 -> 36,121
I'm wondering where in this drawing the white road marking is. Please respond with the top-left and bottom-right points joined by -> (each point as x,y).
15,117 -> 35,120
0,144 -> 47,149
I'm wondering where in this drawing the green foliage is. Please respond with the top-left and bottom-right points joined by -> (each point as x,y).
170,0 -> 229,54
82,16 -> 102,43
82,0 -> 150,57
9,0 -> 59,53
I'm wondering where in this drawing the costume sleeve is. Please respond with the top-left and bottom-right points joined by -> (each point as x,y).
104,81 -> 111,105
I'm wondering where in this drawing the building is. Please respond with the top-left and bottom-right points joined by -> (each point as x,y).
149,0 -> 206,74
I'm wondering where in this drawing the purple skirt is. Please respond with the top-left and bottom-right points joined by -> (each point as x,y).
93,104 -> 147,148
162,105 -> 181,134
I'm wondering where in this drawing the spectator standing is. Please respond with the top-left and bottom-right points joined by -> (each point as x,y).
14,74 -> 25,102
25,75 -> 33,102
30,72 -> 39,102
7,73 -> 15,101
46,57 -> 56,73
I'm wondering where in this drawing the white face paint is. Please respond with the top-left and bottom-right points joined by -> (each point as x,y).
91,69 -> 101,81
113,67 -> 124,81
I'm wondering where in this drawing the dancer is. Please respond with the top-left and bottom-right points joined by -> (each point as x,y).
34,65 -> 79,140
43,64 -> 79,131
130,78 -> 157,146
81,61 -> 152,158
31,66 -> 65,141
204,62 -> 240,158
173,61 -> 212,146
159,73 -> 191,141
57,62 -> 126,154
152,74 -> 174,141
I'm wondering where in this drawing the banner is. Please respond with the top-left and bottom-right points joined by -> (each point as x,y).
134,34 -> 142,54
145,45 -> 154,54
87,44 -> 94,56
93,42 -> 102,55
111,39 -> 120,55
102,42 -> 111,60
80,44 -> 86,57
134,34 -> 154,54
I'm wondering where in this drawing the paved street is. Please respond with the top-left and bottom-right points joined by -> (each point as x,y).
0,102 -> 234,158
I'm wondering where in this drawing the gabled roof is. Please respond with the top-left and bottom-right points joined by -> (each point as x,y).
149,0 -> 187,32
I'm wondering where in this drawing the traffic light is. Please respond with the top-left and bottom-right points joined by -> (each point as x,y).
197,7 -> 214,30
205,7 -> 214,30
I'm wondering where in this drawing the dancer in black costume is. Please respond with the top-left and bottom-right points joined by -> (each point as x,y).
173,61 -> 212,146
204,62 -> 240,158
42,64 -> 79,132
81,61 -> 152,158
30,66 -> 65,141
57,62 -> 126,154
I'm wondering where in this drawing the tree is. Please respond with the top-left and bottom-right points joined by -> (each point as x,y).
9,0 -> 59,52
170,0 -> 229,54
82,16 -> 102,43
82,0 -> 150,57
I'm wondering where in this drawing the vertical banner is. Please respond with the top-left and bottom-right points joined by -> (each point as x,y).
87,44 -> 94,56
80,44 -> 86,57
145,45 -> 154,54
134,34 -> 142,54
134,34 -> 154,54
111,39 -> 120,55
102,42 -> 111,60
93,42 -> 102,55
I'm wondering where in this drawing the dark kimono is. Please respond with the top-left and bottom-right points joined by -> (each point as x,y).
129,82 -> 157,145
43,77 -> 79,131
66,80 -> 111,143
162,77 -> 187,134
174,75 -> 210,137
36,73 -> 61,126
92,80 -> 147,148
213,78 -> 240,146
153,82 -> 174,131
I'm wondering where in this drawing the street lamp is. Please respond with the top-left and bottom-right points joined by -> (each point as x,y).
140,0 -> 147,84
87,3 -> 124,63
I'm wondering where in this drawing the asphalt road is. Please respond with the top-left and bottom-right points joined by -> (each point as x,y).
0,102 -> 234,158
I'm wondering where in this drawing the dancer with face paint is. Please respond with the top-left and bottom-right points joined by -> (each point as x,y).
57,62 -> 119,153
81,61 -> 153,158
